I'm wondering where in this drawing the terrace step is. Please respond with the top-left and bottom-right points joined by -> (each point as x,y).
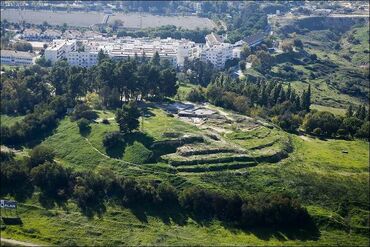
162,153 -> 257,166
176,161 -> 257,173
176,145 -> 244,157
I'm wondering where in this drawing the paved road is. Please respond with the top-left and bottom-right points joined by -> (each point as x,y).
0,238 -> 41,246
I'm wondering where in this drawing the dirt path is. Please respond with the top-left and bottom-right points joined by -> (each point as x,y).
299,135 -> 312,141
0,238 -> 41,246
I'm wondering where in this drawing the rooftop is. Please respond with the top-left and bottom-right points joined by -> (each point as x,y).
1,49 -> 36,58
206,32 -> 223,46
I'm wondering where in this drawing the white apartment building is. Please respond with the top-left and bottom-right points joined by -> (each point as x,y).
43,33 -> 247,69
67,51 -> 98,67
200,43 -> 234,69
200,33 -> 241,69
44,39 -> 77,64
1,50 -> 36,66
44,37 -> 197,68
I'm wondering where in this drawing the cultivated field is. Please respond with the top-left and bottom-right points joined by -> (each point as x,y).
0,9 -> 216,30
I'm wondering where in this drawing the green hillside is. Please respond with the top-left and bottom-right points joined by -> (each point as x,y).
1,104 -> 369,245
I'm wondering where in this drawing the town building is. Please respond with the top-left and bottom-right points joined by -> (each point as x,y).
44,37 -> 197,68
21,28 -> 42,41
42,29 -> 63,41
44,39 -> 77,64
200,33 -> 242,69
43,32 -> 256,69
1,50 -> 36,66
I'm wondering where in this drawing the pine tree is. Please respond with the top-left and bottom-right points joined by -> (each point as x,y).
306,84 -> 311,111
151,51 -> 161,67
277,87 -> 286,103
355,105 -> 366,120
346,104 -> 353,118
286,83 -> 292,101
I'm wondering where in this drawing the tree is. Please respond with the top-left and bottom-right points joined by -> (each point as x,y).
355,121 -> 369,140
151,51 -> 161,67
293,39 -> 303,49
239,60 -> 246,71
115,102 -> 141,134
67,69 -> 85,100
341,117 -> 363,136
355,105 -> 366,120
103,131 -> 124,149
240,44 -> 251,59
303,111 -> 341,137
186,87 -> 205,102
301,85 -> 311,112
29,145 -> 55,168
13,41 -> 33,52
346,104 -> 354,118
50,60 -> 70,95
31,162 -> 71,200
77,118 -> 91,133
160,68 -> 178,98
97,49 -> 109,64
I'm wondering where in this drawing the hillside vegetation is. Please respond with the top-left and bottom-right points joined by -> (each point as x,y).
1,101 -> 369,245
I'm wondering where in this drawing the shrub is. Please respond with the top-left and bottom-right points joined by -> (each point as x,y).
123,141 -> 153,164
31,162 -> 72,200
77,118 -> 91,133
115,102 -> 140,134
102,119 -> 110,124
71,104 -> 98,121
303,111 -> 341,137
186,87 -> 205,103
240,194 -> 311,228
103,132 -> 124,149
355,121 -> 369,140
313,127 -> 322,136
29,145 -> 55,168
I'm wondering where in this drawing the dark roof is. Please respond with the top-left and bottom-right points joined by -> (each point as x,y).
244,32 -> 265,46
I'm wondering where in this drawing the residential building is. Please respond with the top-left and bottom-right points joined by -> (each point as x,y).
67,51 -> 98,67
1,50 -> 36,65
42,29 -> 63,41
200,42 -> 233,69
21,28 -> 42,41
44,37 -> 196,68
43,33 -> 251,69
44,39 -> 77,64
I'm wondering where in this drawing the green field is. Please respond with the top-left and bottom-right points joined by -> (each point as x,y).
1,105 -> 369,246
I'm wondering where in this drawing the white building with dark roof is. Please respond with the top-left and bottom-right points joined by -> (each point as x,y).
21,28 -> 42,41
1,50 -> 36,66
42,29 -> 63,41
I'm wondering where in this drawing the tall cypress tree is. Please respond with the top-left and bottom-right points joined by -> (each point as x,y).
346,104 -> 354,118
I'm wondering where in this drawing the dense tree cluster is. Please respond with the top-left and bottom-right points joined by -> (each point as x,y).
1,96 -> 69,146
1,51 -> 178,145
183,58 -> 219,86
96,51 -> 178,107
1,65 -> 53,114
225,3 -> 268,43
118,25 -> 210,43
180,188 -> 310,228
12,41 -> 33,52
303,105 -> 369,139
1,148 -> 312,228
205,74 -> 311,120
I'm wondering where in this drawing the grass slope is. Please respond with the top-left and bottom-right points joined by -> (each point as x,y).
1,108 -> 369,246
